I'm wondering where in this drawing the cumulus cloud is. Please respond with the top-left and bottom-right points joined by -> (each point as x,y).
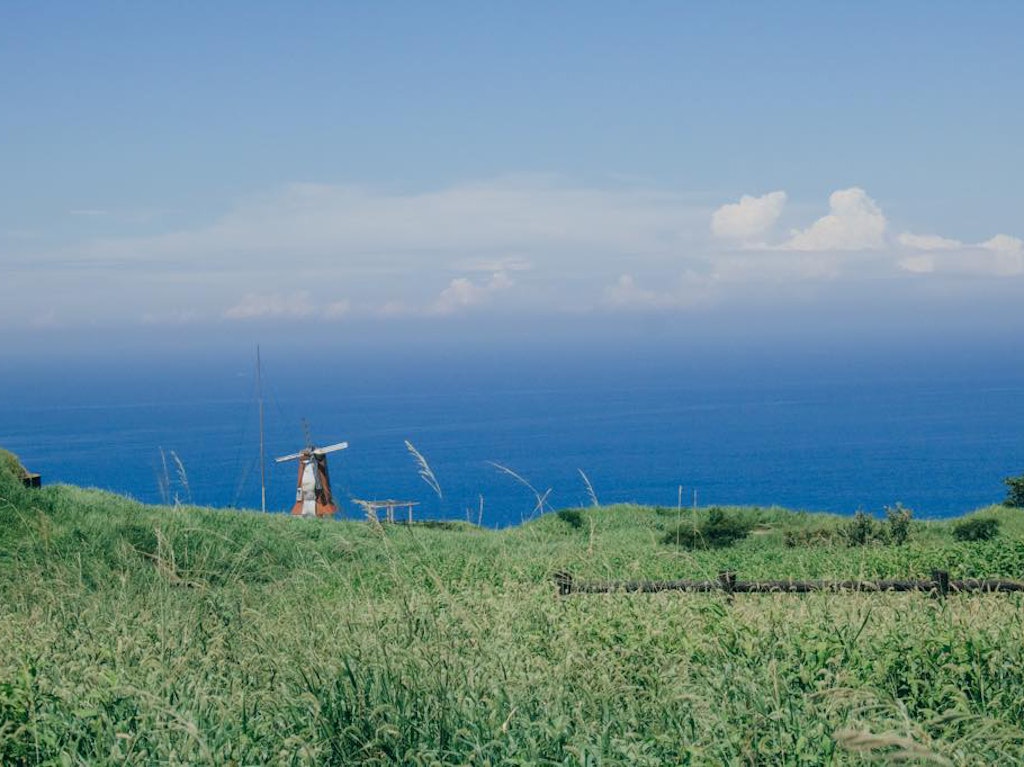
782,187 -> 886,251
7,176 -> 1022,331
711,191 -> 786,242
981,235 -> 1024,275
605,274 -> 669,309
897,232 -> 1024,277
431,271 -> 513,315
897,232 -> 962,251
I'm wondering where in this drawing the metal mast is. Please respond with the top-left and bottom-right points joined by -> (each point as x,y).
257,345 -> 266,513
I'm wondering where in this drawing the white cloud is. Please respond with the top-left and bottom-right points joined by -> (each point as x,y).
983,235 -> 1022,251
224,291 -> 316,320
604,273 -> 716,310
897,232 -> 962,251
605,274 -> 665,308
981,235 -> 1024,276
711,191 -> 786,242
48,176 -> 706,276
6,176 -> 1022,330
897,232 -> 1024,277
431,271 -> 513,315
782,187 -> 886,251
897,255 -> 937,274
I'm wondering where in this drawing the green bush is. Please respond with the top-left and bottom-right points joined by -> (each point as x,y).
1005,474 -> 1024,508
844,506 -> 914,546
783,527 -> 844,548
952,517 -> 1001,542
845,511 -> 879,546
0,447 -> 26,480
884,503 -> 913,545
662,507 -> 751,549
557,508 -> 584,529
0,447 -> 29,505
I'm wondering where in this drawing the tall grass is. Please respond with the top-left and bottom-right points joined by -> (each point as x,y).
3,469 -> 1024,764
489,461 -> 551,518
405,439 -> 442,500
578,468 -> 599,507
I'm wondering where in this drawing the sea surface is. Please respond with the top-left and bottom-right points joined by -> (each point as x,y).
2,343 -> 1022,526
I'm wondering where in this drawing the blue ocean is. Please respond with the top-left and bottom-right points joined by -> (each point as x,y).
2,342 -> 1022,526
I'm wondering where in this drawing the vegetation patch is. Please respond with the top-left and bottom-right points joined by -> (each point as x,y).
783,527 -> 846,547
952,516 -> 1001,542
556,508 -> 584,529
4,459 -> 1024,764
0,447 -> 27,480
844,505 -> 915,546
1006,472 -> 1024,508
662,506 -> 752,549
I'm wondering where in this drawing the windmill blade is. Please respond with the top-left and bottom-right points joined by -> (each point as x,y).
275,451 -> 305,463
313,441 -> 348,455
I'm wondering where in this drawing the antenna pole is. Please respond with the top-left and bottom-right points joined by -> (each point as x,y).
257,346 -> 266,513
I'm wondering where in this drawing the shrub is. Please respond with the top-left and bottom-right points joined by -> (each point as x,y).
952,517 -> 1001,542
0,447 -> 29,504
783,527 -> 844,548
662,507 -> 751,549
1005,474 -> 1024,508
845,511 -> 879,546
556,508 -> 584,530
884,503 -> 913,545
0,447 -> 27,480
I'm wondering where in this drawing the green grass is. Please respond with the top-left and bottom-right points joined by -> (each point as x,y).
3,471 -> 1024,764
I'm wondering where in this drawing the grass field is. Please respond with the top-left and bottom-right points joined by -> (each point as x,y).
3,461 -> 1024,765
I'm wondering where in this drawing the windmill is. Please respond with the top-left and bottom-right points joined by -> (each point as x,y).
275,440 -> 348,517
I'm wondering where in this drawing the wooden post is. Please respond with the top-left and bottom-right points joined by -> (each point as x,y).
932,569 -> 950,598
719,570 -> 736,601
553,571 -> 574,596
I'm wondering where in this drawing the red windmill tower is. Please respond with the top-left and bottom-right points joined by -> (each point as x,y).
275,439 -> 348,517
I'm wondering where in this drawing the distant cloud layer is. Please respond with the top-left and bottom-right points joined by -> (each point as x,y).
224,291 -> 316,320
898,233 -> 1024,277
4,176 -> 1021,330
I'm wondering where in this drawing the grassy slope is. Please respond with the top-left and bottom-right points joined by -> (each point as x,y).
2,473 -> 1024,765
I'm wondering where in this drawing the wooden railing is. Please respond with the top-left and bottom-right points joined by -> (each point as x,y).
553,570 -> 1024,597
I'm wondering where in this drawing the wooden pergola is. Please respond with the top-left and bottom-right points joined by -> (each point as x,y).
352,499 -> 420,524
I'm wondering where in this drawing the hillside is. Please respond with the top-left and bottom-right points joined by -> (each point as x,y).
2,461 -> 1024,764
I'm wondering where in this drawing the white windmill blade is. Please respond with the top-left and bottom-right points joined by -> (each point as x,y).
313,441 -> 349,455
275,451 -> 305,463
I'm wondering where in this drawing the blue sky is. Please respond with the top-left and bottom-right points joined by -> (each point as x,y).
2,2 -> 1022,353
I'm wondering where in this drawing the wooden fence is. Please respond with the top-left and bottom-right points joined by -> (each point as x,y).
553,570 -> 1024,598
